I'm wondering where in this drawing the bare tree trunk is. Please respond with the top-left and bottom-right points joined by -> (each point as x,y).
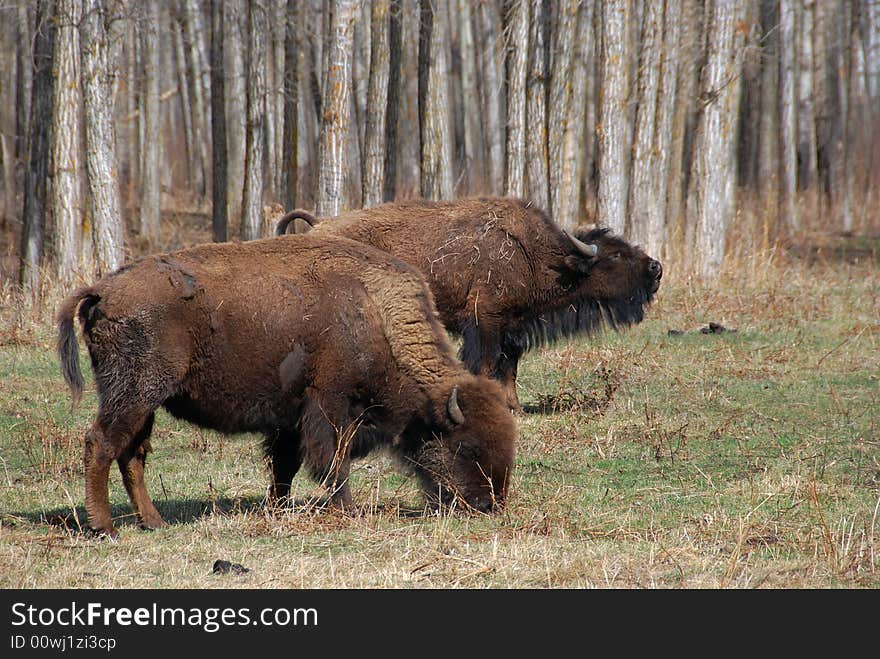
813,0 -> 832,221
758,0 -> 780,227
121,16 -> 139,208
560,1 -> 592,228
666,0 -> 700,252
241,0 -> 267,239
779,0 -> 799,231
476,1 -> 504,194
834,0 -> 854,233
548,0 -> 577,221
596,0 -> 630,234
225,0 -> 246,221
504,0 -> 528,197
525,0 -> 548,211
81,0 -> 124,277
629,0 -> 674,258
172,13 -> 198,196
52,0 -> 85,285
19,0 -> 54,299
362,0 -> 390,208
15,2 -> 33,165
181,0 -> 210,202
210,0 -> 228,241
418,0 -> 453,200
382,0 -> 402,202
271,0 -> 287,198
456,0 -> 481,196
282,0 -> 298,209
688,0 -> 744,279
139,0 -> 161,244
797,0 -> 818,190
315,0 -> 358,216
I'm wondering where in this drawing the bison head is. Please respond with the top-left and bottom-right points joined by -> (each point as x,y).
410,378 -> 516,513
554,226 -> 662,331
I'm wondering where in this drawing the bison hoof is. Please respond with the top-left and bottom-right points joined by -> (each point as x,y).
137,517 -> 167,531
86,526 -> 119,541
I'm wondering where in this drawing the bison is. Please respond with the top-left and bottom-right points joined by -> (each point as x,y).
57,234 -> 516,538
276,197 -> 663,411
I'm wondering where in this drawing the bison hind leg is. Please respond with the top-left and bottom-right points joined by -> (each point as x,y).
117,414 -> 165,530
84,407 -> 159,538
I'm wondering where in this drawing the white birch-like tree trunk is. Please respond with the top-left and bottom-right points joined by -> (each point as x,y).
666,0 -> 700,251
282,0 -> 299,209
548,0 -> 577,221
779,0 -> 799,231
80,0 -> 124,276
315,0 -> 357,217
525,0 -> 549,212
628,0 -> 663,256
139,0 -> 161,245
225,0 -> 246,220
687,0 -> 744,279
181,0 -> 210,202
362,0 -> 390,208
210,0 -> 228,241
457,0 -> 481,195
504,0 -> 528,197
418,0 -> 453,200
52,0 -> 85,285
241,0 -> 267,239
759,0 -> 780,224
797,0 -> 818,190
597,0 -> 630,234
476,1 -> 504,194
560,1 -> 592,228
172,15 -> 198,196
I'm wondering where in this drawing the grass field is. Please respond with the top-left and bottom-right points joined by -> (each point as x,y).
0,226 -> 877,589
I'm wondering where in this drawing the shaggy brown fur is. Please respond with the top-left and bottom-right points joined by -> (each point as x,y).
58,234 -> 516,538
276,197 -> 662,410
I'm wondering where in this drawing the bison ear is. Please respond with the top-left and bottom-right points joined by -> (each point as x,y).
447,386 -> 465,425
562,255 -> 593,275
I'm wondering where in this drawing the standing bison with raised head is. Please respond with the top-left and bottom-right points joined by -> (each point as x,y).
58,234 -> 516,538
276,197 -> 663,411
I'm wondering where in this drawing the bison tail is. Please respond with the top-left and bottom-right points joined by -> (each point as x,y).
275,209 -> 319,236
57,287 -> 99,407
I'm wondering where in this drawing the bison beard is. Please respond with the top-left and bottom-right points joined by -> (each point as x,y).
57,234 -> 515,538
277,197 -> 663,411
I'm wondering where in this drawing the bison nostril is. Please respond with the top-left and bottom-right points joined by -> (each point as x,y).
649,260 -> 662,278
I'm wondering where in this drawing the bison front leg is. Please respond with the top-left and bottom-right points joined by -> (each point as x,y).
300,393 -> 355,512
460,315 -> 521,412
495,336 -> 524,413
263,430 -> 304,507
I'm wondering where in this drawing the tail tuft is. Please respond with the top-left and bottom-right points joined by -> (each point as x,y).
56,288 -> 99,407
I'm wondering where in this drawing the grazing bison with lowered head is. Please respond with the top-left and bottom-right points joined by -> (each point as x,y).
57,234 -> 516,538
276,197 -> 662,411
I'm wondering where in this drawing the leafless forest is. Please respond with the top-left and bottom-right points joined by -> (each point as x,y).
1,0 -> 879,297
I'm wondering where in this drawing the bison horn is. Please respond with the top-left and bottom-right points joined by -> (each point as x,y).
447,386 -> 465,425
564,230 -> 598,258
